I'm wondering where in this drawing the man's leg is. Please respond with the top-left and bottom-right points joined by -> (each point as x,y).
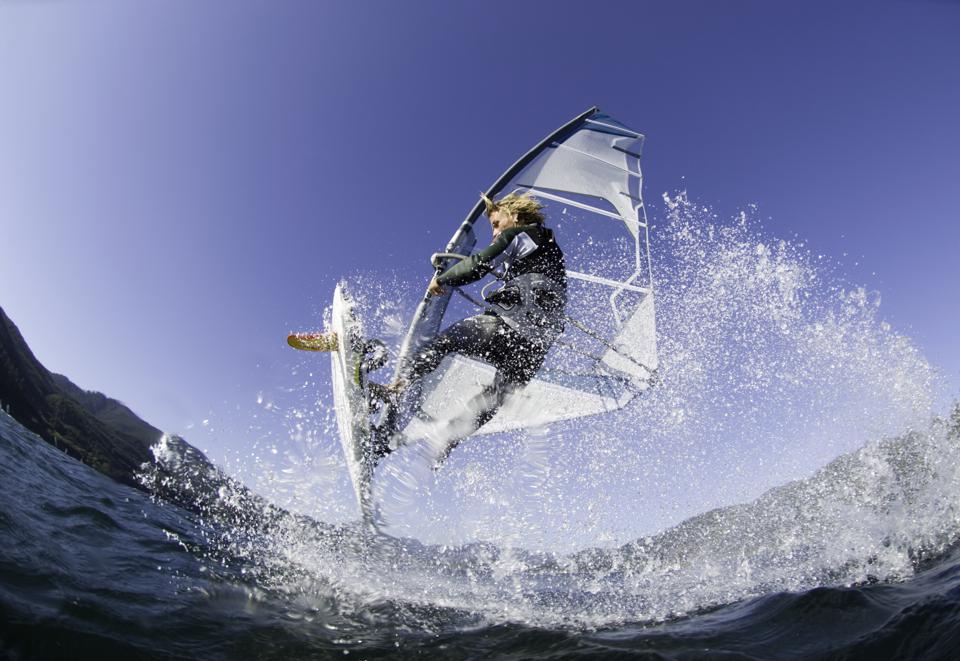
428,321 -> 550,466
403,314 -> 506,382
371,314 -> 506,460
431,368 -> 519,466
375,313 -> 549,464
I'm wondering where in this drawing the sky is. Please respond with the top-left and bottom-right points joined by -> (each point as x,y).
1,1 -> 959,510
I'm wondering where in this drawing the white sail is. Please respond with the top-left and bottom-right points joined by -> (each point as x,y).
397,108 -> 657,439
402,355 -> 629,440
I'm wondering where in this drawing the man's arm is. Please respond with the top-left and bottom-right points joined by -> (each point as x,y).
435,227 -> 524,288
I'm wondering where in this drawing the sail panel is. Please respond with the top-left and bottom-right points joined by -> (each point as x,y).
600,295 -> 658,385
404,355 -> 624,441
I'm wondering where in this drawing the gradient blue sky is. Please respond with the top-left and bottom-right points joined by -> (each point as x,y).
2,0 -> 958,465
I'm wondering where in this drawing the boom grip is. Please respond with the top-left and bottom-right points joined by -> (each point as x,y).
430,252 -> 469,269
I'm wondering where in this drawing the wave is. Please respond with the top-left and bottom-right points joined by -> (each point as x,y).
131,403 -> 960,629
4,392 -> 960,657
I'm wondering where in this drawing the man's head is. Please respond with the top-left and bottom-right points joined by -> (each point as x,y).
481,192 -> 545,236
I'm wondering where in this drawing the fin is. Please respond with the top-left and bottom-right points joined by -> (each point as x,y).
287,331 -> 338,352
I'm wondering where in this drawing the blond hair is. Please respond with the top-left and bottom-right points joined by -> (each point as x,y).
481,192 -> 546,225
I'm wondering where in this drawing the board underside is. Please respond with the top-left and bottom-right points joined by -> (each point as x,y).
329,284 -> 376,526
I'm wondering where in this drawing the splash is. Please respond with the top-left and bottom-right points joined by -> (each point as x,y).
138,191 -> 959,629
138,412 -> 960,629
238,193 -> 942,552
358,192 -> 941,550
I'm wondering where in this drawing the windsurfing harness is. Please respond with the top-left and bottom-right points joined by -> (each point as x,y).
436,224 -> 567,344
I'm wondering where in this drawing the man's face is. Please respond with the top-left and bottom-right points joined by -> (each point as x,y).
489,209 -> 519,237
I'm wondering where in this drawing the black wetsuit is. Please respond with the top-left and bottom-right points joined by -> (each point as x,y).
408,224 -> 566,382
387,224 -> 566,459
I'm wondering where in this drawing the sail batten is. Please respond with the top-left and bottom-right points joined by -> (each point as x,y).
566,270 -> 651,294
612,145 -> 644,159
515,186 -> 643,228
584,117 -> 643,138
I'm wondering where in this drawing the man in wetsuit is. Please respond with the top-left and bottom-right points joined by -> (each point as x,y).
373,192 -> 567,463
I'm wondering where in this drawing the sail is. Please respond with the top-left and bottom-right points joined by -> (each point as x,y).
396,108 -> 657,437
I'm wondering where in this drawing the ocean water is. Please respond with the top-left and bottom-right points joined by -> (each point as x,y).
5,195 -> 960,659
3,406 -> 960,660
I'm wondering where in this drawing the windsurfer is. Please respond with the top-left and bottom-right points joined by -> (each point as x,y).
372,192 -> 567,463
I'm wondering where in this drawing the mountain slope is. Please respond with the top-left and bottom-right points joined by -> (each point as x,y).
0,305 -> 190,488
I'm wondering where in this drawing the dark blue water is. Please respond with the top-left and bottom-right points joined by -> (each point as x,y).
3,407 -> 960,660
